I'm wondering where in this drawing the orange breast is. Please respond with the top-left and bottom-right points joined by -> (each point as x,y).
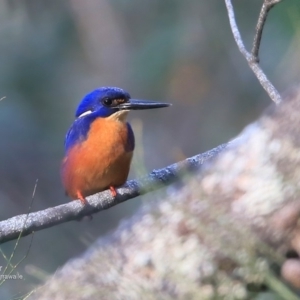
61,117 -> 133,199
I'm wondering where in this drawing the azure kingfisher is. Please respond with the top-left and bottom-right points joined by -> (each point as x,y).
61,87 -> 170,204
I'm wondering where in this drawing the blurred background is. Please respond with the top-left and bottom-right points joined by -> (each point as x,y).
0,0 -> 299,298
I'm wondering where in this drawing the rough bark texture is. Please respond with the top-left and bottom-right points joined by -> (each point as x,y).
31,89 -> 300,299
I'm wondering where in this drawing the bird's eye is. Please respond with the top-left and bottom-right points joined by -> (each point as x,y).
102,98 -> 113,106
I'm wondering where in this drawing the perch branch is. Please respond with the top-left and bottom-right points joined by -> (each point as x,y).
224,0 -> 282,104
252,0 -> 282,62
0,143 -> 228,245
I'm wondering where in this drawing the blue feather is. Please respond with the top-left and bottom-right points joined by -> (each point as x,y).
64,113 -> 96,151
126,123 -> 135,152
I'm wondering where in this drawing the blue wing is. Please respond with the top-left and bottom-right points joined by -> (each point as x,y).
64,117 -> 93,152
126,123 -> 135,152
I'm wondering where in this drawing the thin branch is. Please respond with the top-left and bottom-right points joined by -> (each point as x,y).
252,0 -> 282,62
0,143 -> 228,245
224,0 -> 282,104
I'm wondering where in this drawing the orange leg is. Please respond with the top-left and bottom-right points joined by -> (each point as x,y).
109,186 -> 117,197
76,190 -> 87,205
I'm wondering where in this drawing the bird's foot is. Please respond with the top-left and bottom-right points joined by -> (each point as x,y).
109,186 -> 117,197
76,190 -> 87,205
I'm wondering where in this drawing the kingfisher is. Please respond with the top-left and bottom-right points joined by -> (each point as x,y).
61,87 -> 170,204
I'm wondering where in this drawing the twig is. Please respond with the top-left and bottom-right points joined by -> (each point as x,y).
224,0 -> 282,104
0,180 -> 37,288
15,289 -> 38,300
1,180 -> 37,278
252,0 -> 282,62
0,143 -> 228,245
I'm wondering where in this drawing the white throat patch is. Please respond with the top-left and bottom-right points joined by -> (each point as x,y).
108,110 -> 129,122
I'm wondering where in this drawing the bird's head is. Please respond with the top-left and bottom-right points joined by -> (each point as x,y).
76,87 -> 170,121
64,87 -> 170,151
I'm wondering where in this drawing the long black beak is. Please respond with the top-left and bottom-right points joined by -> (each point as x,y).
118,99 -> 171,110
